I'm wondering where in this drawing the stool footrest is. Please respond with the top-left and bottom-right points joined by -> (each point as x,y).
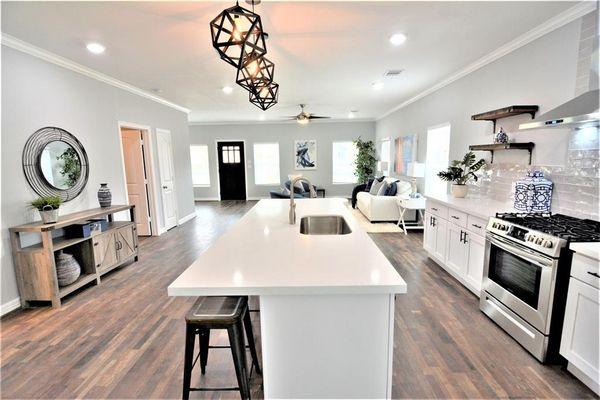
190,387 -> 239,392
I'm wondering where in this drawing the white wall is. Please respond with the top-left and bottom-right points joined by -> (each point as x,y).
376,17 -> 583,168
189,121 -> 375,199
1,46 -> 195,308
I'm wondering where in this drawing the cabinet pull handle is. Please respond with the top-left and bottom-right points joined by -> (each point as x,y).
93,242 -> 99,247
587,271 -> 600,278
432,217 -> 436,227
432,207 -> 438,211
472,224 -> 482,229
463,232 -> 468,244
451,215 -> 459,220
460,231 -> 464,243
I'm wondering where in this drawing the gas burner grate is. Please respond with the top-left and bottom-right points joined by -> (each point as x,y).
496,212 -> 600,242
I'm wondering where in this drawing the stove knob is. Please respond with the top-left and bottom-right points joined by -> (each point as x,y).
492,222 -> 498,229
536,237 -> 544,245
543,240 -> 553,248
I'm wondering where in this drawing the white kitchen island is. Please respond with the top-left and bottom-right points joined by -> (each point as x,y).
168,198 -> 407,398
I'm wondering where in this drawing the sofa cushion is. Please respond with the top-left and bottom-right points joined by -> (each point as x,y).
377,181 -> 389,196
369,179 -> 384,195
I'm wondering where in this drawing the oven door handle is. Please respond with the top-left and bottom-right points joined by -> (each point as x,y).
487,235 -> 554,268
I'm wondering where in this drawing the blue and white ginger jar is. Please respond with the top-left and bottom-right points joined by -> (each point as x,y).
514,171 -> 553,213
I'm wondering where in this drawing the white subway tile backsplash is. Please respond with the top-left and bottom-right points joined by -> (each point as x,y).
471,128 -> 600,220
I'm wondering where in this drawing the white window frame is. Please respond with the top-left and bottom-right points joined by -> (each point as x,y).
253,142 -> 281,186
190,144 -> 211,187
332,141 -> 359,185
380,137 -> 391,176
425,123 -> 451,197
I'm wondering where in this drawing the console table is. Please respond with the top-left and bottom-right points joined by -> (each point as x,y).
9,205 -> 138,308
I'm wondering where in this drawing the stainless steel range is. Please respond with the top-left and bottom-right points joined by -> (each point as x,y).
480,213 -> 600,362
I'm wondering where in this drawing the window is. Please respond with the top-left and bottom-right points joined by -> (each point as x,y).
380,138 -> 391,176
222,145 -> 241,164
190,145 -> 210,186
332,141 -> 358,184
253,143 -> 280,185
425,124 -> 451,196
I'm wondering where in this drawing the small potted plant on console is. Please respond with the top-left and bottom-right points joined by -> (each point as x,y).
30,196 -> 62,223
437,151 -> 485,198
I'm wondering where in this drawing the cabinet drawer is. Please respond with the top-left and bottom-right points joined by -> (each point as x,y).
572,254 -> 600,289
448,208 -> 467,227
467,215 -> 487,236
426,201 -> 448,219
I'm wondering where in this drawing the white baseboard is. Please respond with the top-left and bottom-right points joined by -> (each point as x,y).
178,213 -> 196,225
1,297 -> 21,316
157,226 -> 168,236
194,197 -> 220,201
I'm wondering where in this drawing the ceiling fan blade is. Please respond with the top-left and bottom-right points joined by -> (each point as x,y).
308,115 -> 331,119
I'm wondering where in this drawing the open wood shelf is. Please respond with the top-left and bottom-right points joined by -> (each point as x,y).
469,142 -> 535,164
58,273 -> 97,297
471,105 -> 538,132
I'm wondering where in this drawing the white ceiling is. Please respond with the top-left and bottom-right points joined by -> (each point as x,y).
1,1 -> 576,123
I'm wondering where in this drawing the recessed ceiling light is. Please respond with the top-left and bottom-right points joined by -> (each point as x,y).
222,86 -> 233,94
389,33 -> 407,46
86,42 -> 106,54
372,81 -> 384,90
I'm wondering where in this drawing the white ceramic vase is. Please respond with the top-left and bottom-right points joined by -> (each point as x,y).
39,205 -> 59,224
451,184 -> 468,198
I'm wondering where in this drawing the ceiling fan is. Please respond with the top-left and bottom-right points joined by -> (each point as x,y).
285,104 -> 331,125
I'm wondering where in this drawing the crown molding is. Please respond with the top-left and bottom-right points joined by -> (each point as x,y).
188,117 -> 376,126
1,33 -> 190,114
377,1 -> 597,121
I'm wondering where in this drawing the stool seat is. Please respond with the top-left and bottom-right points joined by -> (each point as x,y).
182,296 -> 261,400
186,296 -> 245,324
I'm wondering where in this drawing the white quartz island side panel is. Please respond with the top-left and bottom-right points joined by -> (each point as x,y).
168,199 -> 406,398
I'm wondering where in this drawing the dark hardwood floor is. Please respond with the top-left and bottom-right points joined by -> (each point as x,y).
1,201 -> 596,399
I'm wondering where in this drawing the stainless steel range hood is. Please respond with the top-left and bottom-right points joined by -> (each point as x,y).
519,89 -> 599,130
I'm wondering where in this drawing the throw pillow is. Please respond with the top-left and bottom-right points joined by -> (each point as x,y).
385,181 -> 398,196
365,177 -> 375,191
377,181 -> 389,196
369,179 -> 384,195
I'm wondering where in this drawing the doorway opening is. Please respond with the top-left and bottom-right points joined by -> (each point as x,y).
216,141 -> 247,200
119,124 -> 157,236
425,123 -> 451,197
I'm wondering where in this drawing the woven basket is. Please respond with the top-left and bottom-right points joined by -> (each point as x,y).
55,250 -> 81,286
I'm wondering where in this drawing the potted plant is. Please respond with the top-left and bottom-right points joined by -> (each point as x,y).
30,196 -> 62,223
353,137 -> 377,184
437,152 -> 485,198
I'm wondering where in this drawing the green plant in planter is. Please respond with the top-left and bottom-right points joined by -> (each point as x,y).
437,151 -> 486,185
30,196 -> 62,211
353,137 -> 377,184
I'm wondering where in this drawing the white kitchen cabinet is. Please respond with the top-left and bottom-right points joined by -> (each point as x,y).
423,211 -> 436,254
433,217 -> 447,262
446,223 -> 468,276
465,231 -> 485,293
423,212 -> 448,263
560,271 -> 600,395
423,199 -> 488,296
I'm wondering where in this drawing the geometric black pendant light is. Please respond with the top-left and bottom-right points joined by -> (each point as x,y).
210,0 -> 278,110
236,56 -> 275,92
249,81 -> 279,110
210,2 -> 267,69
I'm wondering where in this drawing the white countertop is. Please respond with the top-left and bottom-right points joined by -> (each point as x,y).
570,242 -> 600,261
168,198 -> 407,296
423,193 -> 517,219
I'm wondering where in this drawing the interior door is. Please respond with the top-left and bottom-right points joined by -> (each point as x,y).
217,141 -> 246,200
121,129 -> 151,236
156,129 -> 178,230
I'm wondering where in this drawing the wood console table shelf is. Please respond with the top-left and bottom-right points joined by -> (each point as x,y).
9,205 -> 138,308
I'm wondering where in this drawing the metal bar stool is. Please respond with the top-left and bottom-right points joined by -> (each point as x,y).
182,296 -> 261,400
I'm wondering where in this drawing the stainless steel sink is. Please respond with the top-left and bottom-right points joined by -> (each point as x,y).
299,215 -> 352,235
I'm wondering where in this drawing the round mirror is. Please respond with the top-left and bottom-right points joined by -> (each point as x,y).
39,141 -> 82,190
23,127 -> 89,202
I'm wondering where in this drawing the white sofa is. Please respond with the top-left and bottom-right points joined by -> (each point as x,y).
356,179 -> 415,222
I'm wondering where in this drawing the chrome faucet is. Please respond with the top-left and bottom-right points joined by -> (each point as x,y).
289,176 -> 317,224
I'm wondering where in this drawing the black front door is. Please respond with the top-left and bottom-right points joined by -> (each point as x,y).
217,141 -> 246,200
